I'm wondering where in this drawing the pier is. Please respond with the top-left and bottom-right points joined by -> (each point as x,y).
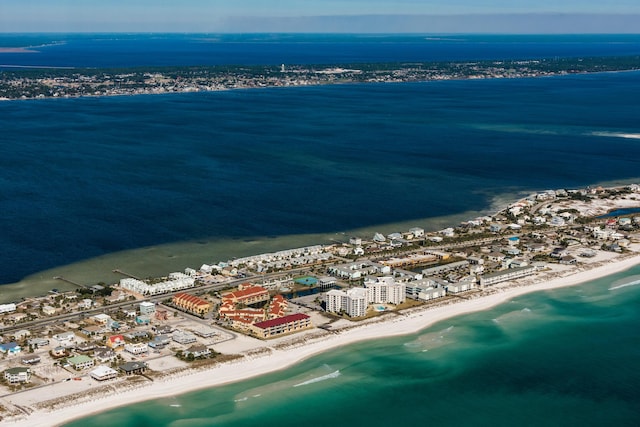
112,269 -> 143,281
52,276 -> 87,289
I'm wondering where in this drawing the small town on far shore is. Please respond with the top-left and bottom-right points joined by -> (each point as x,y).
1,55 -> 639,101
1,183 -> 640,420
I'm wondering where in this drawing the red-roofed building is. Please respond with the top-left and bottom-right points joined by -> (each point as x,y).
221,285 -> 269,306
173,293 -> 212,317
267,294 -> 288,319
106,334 -> 126,351
251,313 -> 312,339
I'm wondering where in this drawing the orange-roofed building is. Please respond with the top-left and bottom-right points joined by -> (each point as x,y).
173,293 -> 212,317
267,294 -> 288,319
221,285 -> 269,306
106,334 -> 126,351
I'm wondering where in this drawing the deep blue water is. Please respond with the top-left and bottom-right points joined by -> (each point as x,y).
2,70 -> 640,284
2,34 -> 640,68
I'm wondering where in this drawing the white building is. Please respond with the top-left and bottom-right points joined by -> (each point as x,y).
90,365 -> 118,381
124,343 -> 149,355
0,303 -> 17,314
139,301 -> 156,316
119,274 -> 195,296
325,288 -> 368,318
409,227 -> 425,238
364,276 -> 406,305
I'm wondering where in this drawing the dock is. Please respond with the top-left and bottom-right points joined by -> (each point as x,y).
112,269 -> 142,281
52,276 -> 87,289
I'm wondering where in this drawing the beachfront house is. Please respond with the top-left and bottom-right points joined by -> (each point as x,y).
119,361 -> 148,375
90,365 -> 118,381
4,367 -> 31,384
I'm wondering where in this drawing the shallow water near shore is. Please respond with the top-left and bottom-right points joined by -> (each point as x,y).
65,265 -> 640,427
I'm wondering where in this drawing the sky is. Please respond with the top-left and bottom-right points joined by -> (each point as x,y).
1,0 -> 640,33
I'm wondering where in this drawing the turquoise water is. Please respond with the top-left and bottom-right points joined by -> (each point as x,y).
66,266 -> 640,426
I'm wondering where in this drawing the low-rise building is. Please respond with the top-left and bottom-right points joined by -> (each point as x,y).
183,344 -> 211,359
0,342 -> 21,355
139,301 -> 156,316
106,335 -> 126,351
221,284 -> 269,306
67,355 -> 95,370
172,330 -> 197,345
4,367 -> 31,384
21,355 -> 41,365
173,293 -> 212,316
479,266 -> 537,287
124,343 -> 149,355
251,313 -> 312,339
90,365 -> 118,381
119,361 -> 148,375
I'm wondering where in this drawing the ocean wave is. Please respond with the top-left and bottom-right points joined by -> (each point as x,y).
609,279 -> 640,291
293,370 -> 340,387
591,131 -> 640,140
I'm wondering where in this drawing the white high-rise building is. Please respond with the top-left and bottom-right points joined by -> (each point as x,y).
325,288 -> 368,318
364,276 -> 406,305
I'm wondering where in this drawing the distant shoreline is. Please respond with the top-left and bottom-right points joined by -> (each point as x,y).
1,55 -> 639,101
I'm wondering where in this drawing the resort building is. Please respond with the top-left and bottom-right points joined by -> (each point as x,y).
267,294 -> 288,319
119,273 -> 195,296
221,284 -> 269,306
364,276 -> 406,305
479,266 -> 537,287
4,367 -> 31,384
251,313 -> 312,339
422,260 -> 470,277
90,365 -> 118,381
325,288 -> 368,318
172,293 -> 212,316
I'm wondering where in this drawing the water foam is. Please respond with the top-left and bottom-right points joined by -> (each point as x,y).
591,131 -> 640,140
293,370 -> 341,387
609,279 -> 640,291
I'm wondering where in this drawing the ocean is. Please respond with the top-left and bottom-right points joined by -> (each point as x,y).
65,266 -> 640,427
1,34 -> 640,425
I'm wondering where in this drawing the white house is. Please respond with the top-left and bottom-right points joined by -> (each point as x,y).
124,343 -> 148,355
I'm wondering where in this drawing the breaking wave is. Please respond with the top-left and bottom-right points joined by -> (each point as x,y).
293,370 -> 341,387
609,279 -> 640,291
591,132 -> 640,140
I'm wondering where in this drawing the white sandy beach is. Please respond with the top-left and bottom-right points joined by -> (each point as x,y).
5,253 -> 640,427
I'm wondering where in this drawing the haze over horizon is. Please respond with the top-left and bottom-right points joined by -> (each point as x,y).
1,0 -> 639,33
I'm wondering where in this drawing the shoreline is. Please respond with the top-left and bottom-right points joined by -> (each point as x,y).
7,252 -> 640,426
